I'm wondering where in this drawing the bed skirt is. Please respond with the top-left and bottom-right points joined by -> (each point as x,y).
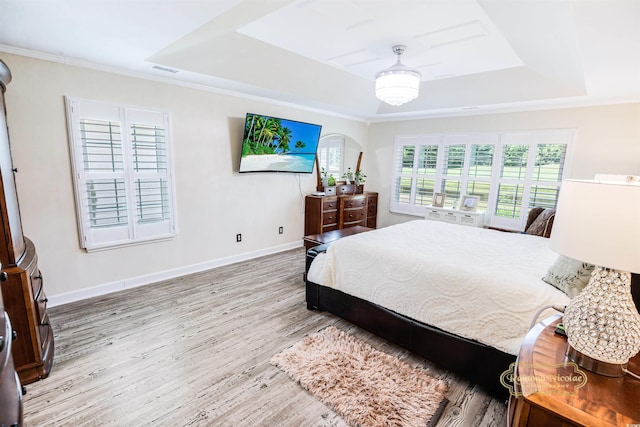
306,279 -> 514,398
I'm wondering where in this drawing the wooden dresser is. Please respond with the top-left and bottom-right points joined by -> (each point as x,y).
304,190 -> 378,235
0,59 -> 54,385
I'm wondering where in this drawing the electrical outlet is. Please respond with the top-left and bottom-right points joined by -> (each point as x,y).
278,226 -> 284,235
236,233 -> 242,242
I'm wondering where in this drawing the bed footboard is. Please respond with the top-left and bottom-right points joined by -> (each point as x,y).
306,277 -> 514,398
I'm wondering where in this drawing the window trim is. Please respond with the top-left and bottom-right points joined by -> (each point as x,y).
65,97 -> 178,251
390,130 -> 574,230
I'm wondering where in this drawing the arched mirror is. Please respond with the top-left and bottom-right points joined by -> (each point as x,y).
317,133 -> 363,181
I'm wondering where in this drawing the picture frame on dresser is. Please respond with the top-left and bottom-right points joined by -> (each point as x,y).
459,195 -> 479,211
432,193 -> 445,207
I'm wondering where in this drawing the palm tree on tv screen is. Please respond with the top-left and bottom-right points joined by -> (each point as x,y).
243,115 -> 303,156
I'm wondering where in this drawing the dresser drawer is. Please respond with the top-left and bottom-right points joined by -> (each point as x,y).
342,207 -> 366,225
30,269 -> 43,301
39,313 -> 50,349
35,288 -> 48,325
342,196 -> 366,209
426,209 -> 442,220
336,184 -> 356,195
321,224 -> 338,232
322,197 -> 338,211
342,220 -> 366,228
443,212 -> 458,222
367,196 -> 377,207
322,211 -> 338,226
460,214 -> 478,226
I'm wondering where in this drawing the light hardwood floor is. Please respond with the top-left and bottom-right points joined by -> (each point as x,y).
23,248 -> 508,426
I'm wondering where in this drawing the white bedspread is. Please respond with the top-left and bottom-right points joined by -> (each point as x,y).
307,220 -> 570,355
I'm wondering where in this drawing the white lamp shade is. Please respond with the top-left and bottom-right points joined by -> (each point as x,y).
550,179 -> 640,273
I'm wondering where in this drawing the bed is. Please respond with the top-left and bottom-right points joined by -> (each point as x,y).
305,219 -> 640,397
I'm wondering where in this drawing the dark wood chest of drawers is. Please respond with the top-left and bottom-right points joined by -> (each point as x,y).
304,192 -> 378,235
1,239 -> 54,385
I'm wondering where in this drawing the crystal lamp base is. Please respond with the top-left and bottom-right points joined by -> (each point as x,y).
566,344 -> 627,377
562,267 -> 640,377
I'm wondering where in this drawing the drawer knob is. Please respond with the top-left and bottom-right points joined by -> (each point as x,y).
12,330 -> 17,341
0,271 -> 7,281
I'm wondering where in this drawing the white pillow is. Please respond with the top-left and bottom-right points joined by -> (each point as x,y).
542,255 -> 595,298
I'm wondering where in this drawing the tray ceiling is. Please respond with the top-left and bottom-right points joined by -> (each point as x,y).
0,0 -> 638,120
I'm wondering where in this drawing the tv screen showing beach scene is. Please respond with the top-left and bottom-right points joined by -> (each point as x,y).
239,113 -> 322,173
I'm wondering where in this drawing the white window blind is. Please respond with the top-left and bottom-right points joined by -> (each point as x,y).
390,130 -> 573,229
66,98 -> 177,251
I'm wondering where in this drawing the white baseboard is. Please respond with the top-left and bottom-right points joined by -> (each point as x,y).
47,241 -> 302,308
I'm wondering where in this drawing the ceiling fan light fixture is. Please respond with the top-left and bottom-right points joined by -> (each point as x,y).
375,45 -> 421,106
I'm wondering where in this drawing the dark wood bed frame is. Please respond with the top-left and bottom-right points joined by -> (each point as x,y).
305,244 -> 640,399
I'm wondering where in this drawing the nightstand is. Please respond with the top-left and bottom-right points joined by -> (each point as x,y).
508,315 -> 640,427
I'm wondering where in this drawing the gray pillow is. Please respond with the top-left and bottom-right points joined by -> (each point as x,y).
542,255 -> 595,298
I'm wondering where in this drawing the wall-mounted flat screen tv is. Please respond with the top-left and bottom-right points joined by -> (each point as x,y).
239,113 -> 322,173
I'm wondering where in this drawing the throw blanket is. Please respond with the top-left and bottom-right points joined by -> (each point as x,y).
307,220 -> 570,355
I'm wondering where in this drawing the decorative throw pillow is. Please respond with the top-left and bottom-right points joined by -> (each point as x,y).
542,255 -> 595,298
526,208 -> 556,238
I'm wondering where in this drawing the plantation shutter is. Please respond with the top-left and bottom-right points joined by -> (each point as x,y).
495,132 -> 531,223
441,143 -> 466,206
414,144 -> 438,206
491,130 -> 571,229
391,136 -> 442,215
390,130 -> 573,229
66,98 -> 177,251
466,144 -> 494,211
529,137 -> 568,210
127,109 -> 174,240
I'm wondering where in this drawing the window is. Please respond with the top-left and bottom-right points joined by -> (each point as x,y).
66,98 -> 177,251
390,130 -> 573,229
317,134 -> 344,179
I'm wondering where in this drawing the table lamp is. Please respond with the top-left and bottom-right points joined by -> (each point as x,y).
550,178 -> 640,377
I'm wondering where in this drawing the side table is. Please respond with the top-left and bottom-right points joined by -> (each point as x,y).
508,315 -> 640,426
303,225 -> 373,250
302,225 -> 374,281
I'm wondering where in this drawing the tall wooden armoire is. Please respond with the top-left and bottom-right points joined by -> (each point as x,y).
0,59 -> 54,385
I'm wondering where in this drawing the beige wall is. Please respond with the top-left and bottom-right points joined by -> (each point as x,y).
366,104 -> 640,227
1,53 -> 368,302
3,52 -> 639,303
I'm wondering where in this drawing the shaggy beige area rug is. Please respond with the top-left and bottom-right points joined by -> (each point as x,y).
271,326 -> 448,427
